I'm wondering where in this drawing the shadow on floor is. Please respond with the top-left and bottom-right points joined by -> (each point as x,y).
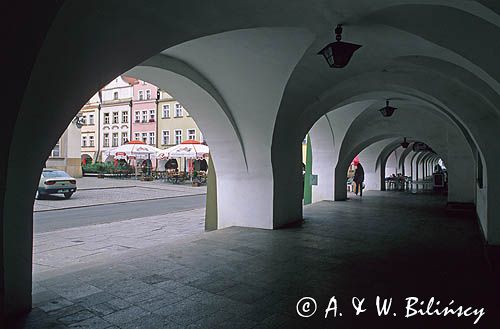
8,191 -> 500,328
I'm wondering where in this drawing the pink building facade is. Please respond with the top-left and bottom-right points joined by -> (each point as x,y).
131,80 -> 158,146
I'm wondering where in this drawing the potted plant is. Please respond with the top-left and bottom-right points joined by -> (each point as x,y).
191,170 -> 199,186
97,162 -> 105,178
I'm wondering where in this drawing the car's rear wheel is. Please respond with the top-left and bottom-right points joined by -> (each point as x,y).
64,192 -> 73,199
35,190 -> 45,200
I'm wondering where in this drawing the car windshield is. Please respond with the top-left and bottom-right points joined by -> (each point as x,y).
43,171 -> 71,178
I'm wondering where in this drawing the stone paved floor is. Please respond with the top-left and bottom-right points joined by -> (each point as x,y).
12,191 -> 500,328
34,177 -> 206,212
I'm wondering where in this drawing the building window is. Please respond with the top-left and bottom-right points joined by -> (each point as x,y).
146,89 -> 151,100
134,132 -> 140,141
112,132 -> 118,147
142,110 -> 147,123
82,135 -> 87,147
88,114 -> 95,125
135,111 -> 140,123
138,90 -> 144,100
51,142 -> 60,157
162,104 -> 170,118
174,129 -> 182,145
103,133 -> 109,147
122,111 -> 128,123
148,132 -> 155,145
89,135 -> 95,147
122,132 -> 128,145
113,91 -> 119,100
104,113 -> 110,124
113,112 -> 119,124
142,132 -> 148,143
149,109 -> 155,122
187,129 -> 196,141
175,103 -> 183,117
81,115 -> 87,125
162,130 -> 170,145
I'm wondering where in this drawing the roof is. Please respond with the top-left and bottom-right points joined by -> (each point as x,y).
122,75 -> 139,85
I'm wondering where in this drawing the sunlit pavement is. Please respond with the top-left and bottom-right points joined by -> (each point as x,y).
34,177 -> 206,212
33,208 -> 205,275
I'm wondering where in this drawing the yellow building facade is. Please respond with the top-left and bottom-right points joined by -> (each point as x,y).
79,92 -> 100,162
156,91 -> 204,148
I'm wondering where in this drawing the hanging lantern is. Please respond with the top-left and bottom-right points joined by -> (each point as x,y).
401,137 -> 409,149
379,100 -> 397,117
317,24 -> 362,68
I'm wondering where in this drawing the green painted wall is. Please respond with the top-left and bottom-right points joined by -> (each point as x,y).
303,134 -> 312,205
205,154 -> 218,231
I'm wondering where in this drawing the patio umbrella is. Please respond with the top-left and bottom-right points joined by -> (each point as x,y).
104,140 -> 161,160
104,140 -> 161,178
157,140 -> 209,160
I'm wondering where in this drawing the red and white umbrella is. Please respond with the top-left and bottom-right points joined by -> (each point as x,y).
104,140 -> 161,160
157,140 -> 209,160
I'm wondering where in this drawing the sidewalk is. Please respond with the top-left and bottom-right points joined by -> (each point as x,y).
34,177 -> 207,212
33,208 -> 206,277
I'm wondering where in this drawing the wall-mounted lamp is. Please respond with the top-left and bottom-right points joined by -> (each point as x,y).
73,115 -> 85,129
401,137 -> 409,149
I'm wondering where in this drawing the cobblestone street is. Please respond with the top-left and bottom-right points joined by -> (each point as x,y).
34,177 -> 206,212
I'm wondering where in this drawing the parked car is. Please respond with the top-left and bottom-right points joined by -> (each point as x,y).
36,169 -> 77,199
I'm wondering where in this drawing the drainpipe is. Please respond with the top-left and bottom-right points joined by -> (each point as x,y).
156,89 -> 160,148
96,90 -> 102,162
129,99 -> 133,144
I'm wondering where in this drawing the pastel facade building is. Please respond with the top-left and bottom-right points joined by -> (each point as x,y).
131,80 -> 158,146
157,90 -> 203,149
99,76 -> 135,161
46,118 -> 82,178
79,92 -> 100,162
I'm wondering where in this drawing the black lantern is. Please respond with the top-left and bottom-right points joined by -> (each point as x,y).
379,100 -> 397,117
401,137 -> 409,149
318,24 -> 362,68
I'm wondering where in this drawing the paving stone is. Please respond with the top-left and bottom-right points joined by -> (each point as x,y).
138,274 -> 169,285
47,304 -> 88,319
124,288 -> 167,304
58,310 -> 95,324
50,283 -> 103,300
32,290 -> 61,306
87,298 -> 132,317
74,291 -> 116,307
38,298 -> 74,313
102,279 -> 154,298
138,293 -> 184,312
116,313 -> 170,329
102,306 -> 150,326
67,316 -> 113,329
217,283 -> 271,304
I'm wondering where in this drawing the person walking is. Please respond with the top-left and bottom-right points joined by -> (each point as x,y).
354,163 -> 365,197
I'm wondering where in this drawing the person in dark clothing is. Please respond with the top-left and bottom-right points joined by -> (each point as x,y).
353,163 -> 365,197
